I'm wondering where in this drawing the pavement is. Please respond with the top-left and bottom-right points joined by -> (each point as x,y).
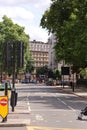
0,83 -> 31,127
59,85 -> 87,100
0,83 -> 87,127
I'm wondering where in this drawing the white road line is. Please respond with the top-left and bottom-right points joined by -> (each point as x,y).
36,114 -> 44,120
67,105 -> 76,111
29,109 -> 73,111
26,95 -> 31,113
56,97 -> 76,111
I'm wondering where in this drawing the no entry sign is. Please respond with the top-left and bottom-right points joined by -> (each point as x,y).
0,96 -> 8,118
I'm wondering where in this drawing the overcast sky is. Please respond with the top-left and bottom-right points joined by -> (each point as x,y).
0,0 -> 51,42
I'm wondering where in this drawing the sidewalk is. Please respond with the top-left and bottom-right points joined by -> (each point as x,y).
0,85 -> 31,127
0,107 -> 31,127
0,84 -> 87,127
57,85 -> 87,100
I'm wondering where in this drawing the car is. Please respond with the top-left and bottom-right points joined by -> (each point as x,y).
0,82 -> 11,91
56,80 -> 62,85
21,79 -> 30,83
46,80 -> 53,86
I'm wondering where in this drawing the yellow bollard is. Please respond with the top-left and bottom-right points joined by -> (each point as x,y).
53,80 -> 56,86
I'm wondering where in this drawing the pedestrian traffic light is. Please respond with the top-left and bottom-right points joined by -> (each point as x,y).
6,42 -> 13,67
17,42 -> 24,68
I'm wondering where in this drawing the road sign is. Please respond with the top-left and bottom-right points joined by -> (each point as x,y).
0,96 -> 8,118
61,67 -> 70,75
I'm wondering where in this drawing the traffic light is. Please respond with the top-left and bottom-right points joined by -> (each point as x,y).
17,42 -> 24,67
6,42 -> 13,67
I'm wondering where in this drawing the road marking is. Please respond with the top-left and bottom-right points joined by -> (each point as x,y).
36,114 -> 44,120
57,97 -> 75,111
29,109 -> 74,112
68,105 -> 75,111
26,126 -> 87,130
27,102 -> 31,112
26,95 -> 31,113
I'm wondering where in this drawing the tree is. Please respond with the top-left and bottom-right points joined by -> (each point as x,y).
36,66 -> 48,77
40,0 -> 87,72
79,68 -> 87,79
48,68 -> 54,78
0,15 -> 30,79
25,58 -> 34,73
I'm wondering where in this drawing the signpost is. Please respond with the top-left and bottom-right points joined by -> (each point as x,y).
0,96 -> 8,118
61,66 -> 70,88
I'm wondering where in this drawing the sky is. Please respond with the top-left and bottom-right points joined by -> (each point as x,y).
0,0 -> 51,42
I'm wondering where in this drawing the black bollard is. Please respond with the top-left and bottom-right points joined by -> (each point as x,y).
72,82 -> 74,92
10,88 -> 15,112
10,88 -> 18,112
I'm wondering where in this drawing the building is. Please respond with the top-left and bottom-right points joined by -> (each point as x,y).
48,34 -> 58,70
49,34 -> 76,82
29,40 -> 50,74
48,34 -> 63,71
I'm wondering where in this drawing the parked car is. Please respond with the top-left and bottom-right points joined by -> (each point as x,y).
46,80 -> 53,86
0,82 -> 11,91
56,80 -> 62,85
21,79 -> 30,83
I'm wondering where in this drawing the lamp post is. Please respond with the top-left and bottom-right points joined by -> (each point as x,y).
62,60 -> 64,88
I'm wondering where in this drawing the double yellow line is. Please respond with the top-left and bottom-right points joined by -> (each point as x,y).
26,126 -> 86,130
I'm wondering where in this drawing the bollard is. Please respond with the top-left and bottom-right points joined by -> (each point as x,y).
72,82 -> 74,92
10,89 -> 15,112
15,92 -> 18,106
10,88 -> 18,112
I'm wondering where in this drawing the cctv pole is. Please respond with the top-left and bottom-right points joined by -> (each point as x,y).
62,60 -> 64,88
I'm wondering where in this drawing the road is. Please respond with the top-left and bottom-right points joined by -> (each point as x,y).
18,84 -> 87,129
0,84 -> 87,130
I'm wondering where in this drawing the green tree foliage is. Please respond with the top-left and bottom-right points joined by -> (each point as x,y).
36,66 -> 48,77
0,15 -> 30,76
79,68 -> 87,78
48,68 -> 54,78
40,0 -> 87,71
25,57 -> 34,73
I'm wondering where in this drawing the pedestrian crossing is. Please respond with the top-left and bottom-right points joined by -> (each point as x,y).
26,126 -> 87,130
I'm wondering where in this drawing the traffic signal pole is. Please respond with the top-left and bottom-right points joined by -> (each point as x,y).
6,42 -> 23,112
11,43 -> 16,112
5,42 -> 16,112
12,44 -> 15,89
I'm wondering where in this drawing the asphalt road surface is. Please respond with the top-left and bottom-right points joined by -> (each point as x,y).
0,84 -> 87,130
17,84 -> 87,130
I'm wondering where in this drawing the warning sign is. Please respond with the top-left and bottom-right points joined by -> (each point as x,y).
0,96 -> 8,118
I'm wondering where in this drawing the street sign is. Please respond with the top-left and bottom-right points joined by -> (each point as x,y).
0,96 -> 8,118
61,66 -> 70,75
